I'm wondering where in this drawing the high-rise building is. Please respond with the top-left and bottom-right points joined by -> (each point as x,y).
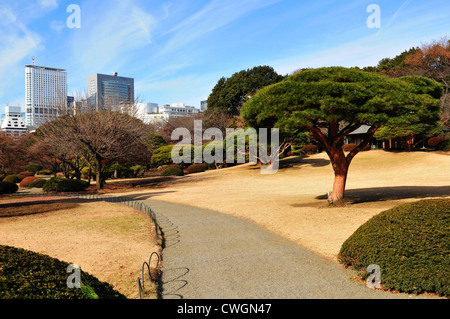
25,64 -> 67,129
1,106 -> 27,137
86,72 -> 134,111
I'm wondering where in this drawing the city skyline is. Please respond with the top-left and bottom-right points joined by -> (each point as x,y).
0,0 -> 449,115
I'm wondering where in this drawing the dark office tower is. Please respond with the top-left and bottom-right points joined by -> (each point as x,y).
86,72 -> 134,111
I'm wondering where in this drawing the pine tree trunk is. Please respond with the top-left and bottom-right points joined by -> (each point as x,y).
330,155 -> 349,205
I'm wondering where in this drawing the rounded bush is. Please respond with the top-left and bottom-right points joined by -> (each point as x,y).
3,175 -> 20,184
36,169 -> 52,176
27,178 -> 46,188
0,181 -> 19,195
19,176 -> 39,187
43,177 -> 89,193
338,199 -> 450,297
0,245 -> 126,299
427,137 -> 445,148
160,166 -> 184,177
186,164 -> 207,174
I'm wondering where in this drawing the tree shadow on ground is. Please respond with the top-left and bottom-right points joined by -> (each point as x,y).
315,186 -> 450,204
279,156 -> 330,169
0,200 -> 80,218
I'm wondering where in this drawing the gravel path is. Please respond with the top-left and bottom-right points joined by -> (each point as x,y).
145,199 -> 423,299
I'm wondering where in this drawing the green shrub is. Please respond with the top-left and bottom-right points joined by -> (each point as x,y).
338,199 -> 450,297
43,177 -> 89,193
22,164 -> 44,173
36,169 -> 52,176
160,165 -> 184,177
186,164 -> 207,174
151,144 -> 195,168
19,176 -> 39,187
0,245 -> 125,299
3,175 -> 20,184
108,164 -> 131,178
27,178 -> 46,188
151,145 -> 175,167
0,181 -> 19,195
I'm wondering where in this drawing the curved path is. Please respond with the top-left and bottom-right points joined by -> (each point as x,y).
144,199 -> 422,299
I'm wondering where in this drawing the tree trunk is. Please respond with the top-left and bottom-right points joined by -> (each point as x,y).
95,157 -> 104,191
330,162 -> 349,205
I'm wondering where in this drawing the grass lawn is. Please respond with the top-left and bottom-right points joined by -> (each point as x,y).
110,150 -> 450,260
0,196 -> 160,299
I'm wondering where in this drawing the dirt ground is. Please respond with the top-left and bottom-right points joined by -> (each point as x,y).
0,196 -> 160,299
113,150 -> 450,260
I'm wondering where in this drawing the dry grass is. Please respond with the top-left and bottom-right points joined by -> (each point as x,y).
112,150 -> 450,260
0,196 -> 160,299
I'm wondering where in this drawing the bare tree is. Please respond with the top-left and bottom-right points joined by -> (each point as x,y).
37,92 -> 153,191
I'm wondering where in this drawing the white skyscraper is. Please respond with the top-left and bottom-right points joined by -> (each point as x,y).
1,106 -> 27,137
25,64 -> 67,129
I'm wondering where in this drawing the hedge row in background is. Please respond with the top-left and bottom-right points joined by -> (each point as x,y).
0,245 -> 126,299
3,175 -> 21,184
160,165 -> 184,177
338,199 -> 450,297
42,177 -> 89,193
186,164 -> 207,174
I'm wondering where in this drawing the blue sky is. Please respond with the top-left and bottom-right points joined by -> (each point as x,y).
0,0 -> 449,115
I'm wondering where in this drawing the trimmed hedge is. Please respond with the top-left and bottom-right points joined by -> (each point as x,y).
0,245 -> 126,299
160,165 -> 184,177
3,175 -> 20,184
186,164 -> 207,174
0,181 -> 19,195
43,177 -> 89,193
427,137 -> 445,148
19,176 -> 40,187
28,178 -> 46,188
338,199 -> 450,297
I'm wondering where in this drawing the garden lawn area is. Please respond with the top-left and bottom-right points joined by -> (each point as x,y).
0,196 -> 160,299
111,150 -> 450,260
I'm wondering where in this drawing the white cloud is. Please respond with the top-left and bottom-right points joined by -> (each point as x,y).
38,0 -> 58,9
0,6 -> 41,107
